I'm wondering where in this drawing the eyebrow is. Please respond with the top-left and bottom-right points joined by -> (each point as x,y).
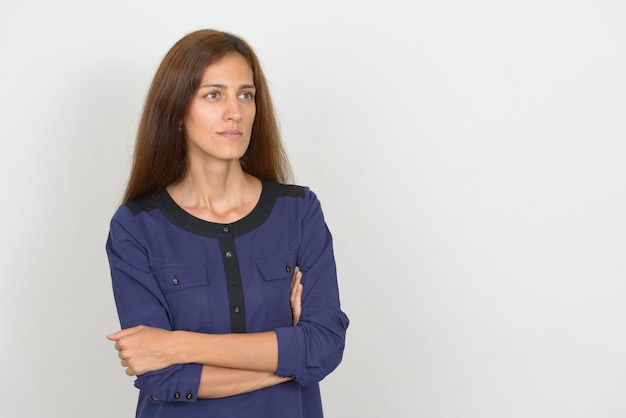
199,83 -> 255,89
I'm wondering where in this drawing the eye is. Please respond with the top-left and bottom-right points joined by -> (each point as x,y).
204,91 -> 221,100
238,91 -> 255,101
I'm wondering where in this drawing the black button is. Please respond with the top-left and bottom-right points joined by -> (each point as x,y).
285,265 -> 291,273
223,226 -> 230,233
186,393 -> 193,400
172,277 -> 179,285
174,392 -> 181,399
225,251 -> 233,258
234,306 -> 240,313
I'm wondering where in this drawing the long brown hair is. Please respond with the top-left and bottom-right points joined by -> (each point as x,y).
123,29 -> 292,204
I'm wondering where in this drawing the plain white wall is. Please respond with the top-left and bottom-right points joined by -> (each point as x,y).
1,1 -> 625,417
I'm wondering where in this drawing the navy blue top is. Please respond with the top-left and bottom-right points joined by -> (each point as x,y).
106,180 -> 349,418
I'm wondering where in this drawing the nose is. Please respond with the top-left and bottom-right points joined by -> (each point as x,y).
224,96 -> 242,123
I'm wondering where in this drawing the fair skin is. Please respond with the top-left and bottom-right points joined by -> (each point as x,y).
173,52 -> 260,222
107,53 -> 303,399
108,271 -> 302,398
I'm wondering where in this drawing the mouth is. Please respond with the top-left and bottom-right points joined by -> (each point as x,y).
218,129 -> 243,140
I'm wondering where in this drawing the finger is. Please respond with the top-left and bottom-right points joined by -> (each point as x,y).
294,283 -> 303,311
291,269 -> 302,294
107,326 -> 140,341
290,266 -> 300,291
291,277 -> 303,326
106,332 -> 121,341
125,364 -> 145,377
295,282 -> 303,301
290,274 -> 299,305
291,275 -> 301,307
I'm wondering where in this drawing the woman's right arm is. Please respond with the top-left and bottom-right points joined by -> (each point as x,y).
109,189 -> 347,393
121,271 -> 303,400
106,207 -> 301,402
200,268 -> 302,400
197,366 -> 291,399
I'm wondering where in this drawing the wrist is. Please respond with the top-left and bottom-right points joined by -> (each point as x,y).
171,330 -> 190,364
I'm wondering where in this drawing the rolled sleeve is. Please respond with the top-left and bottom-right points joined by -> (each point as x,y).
274,190 -> 349,386
275,321 -> 347,386
106,206 -> 202,402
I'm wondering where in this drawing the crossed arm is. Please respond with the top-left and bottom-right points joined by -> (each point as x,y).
107,267 -> 303,399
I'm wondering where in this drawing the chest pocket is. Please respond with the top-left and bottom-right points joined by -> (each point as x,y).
153,263 -> 211,331
256,251 -> 298,326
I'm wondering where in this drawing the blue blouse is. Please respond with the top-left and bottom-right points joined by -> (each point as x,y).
106,181 -> 349,418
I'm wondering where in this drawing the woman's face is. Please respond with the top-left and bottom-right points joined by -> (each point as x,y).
183,53 -> 256,166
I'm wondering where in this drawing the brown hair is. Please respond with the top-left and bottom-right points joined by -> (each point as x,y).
123,29 -> 292,204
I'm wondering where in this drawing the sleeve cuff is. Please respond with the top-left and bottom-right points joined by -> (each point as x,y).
274,326 -> 304,381
134,363 -> 203,403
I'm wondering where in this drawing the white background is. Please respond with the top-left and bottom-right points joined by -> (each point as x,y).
1,1 -> 625,417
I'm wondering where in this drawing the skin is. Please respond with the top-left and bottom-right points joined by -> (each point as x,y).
171,52 -> 261,223
107,53 -> 304,399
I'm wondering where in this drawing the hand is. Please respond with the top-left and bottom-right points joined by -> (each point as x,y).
290,266 -> 303,326
106,325 -> 176,376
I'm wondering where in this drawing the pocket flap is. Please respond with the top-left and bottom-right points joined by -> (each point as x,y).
153,263 -> 209,293
256,252 -> 298,281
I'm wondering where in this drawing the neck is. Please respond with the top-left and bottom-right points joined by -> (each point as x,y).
167,159 -> 261,223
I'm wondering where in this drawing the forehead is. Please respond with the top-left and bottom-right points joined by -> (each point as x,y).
200,53 -> 254,83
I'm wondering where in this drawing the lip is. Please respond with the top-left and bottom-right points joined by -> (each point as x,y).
218,129 -> 243,140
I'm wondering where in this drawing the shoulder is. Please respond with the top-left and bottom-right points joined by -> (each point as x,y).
261,181 -> 328,224
263,180 -> 306,198
125,192 -> 165,216
263,181 -> 325,210
263,180 -> 326,201
108,192 -> 165,234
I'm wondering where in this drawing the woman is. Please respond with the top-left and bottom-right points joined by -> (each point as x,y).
105,29 -> 348,418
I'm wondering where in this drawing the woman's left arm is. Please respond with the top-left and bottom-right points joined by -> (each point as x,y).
108,267 -> 303,377
109,189 -> 348,385
108,326 -> 280,374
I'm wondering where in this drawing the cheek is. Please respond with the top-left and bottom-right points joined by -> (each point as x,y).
186,112 -> 217,133
247,108 -> 256,127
